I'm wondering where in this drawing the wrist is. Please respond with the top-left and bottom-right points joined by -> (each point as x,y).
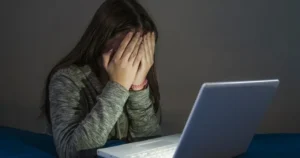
131,79 -> 148,91
110,79 -> 131,90
132,78 -> 146,86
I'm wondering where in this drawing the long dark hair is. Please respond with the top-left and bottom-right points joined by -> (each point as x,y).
41,0 -> 160,124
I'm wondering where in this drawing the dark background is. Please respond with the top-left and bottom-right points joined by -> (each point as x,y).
0,0 -> 296,134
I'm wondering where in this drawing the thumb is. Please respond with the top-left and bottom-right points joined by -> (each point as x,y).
103,49 -> 113,70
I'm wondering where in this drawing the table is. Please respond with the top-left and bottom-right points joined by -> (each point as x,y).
1,127 -> 300,158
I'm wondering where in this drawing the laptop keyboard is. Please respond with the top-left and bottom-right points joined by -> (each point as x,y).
127,145 -> 176,158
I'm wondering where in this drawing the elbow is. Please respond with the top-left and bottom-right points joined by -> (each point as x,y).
56,143 -> 77,158
55,135 -> 79,158
56,134 -> 108,158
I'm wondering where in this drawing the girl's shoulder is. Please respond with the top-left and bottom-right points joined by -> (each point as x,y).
52,64 -> 92,78
50,65 -> 93,88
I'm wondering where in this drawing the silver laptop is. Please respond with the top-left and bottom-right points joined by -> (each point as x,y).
98,79 -> 279,158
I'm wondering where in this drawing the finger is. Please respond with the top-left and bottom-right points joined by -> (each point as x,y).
129,37 -> 143,62
146,42 -> 153,63
113,32 -> 134,60
133,43 -> 145,66
151,32 -> 156,54
149,32 -> 153,52
144,36 -> 152,62
142,39 -> 150,63
145,33 -> 151,55
103,49 -> 113,70
148,33 -> 152,52
146,33 -> 153,62
148,33 -> 155,62
121,32 -> 141,60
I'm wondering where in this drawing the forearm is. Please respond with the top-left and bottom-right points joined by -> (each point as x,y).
126,87 -> 161,140
50,78 -> 129,158
52,104 -> 122,158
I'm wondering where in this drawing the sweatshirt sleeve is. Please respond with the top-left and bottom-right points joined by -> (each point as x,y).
49,73 -> 129,158
126,87 -> 162,141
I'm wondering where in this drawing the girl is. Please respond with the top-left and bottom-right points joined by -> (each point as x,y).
42,0 -> 161,157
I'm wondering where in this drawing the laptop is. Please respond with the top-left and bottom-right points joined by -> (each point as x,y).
97,79 -> 279,158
